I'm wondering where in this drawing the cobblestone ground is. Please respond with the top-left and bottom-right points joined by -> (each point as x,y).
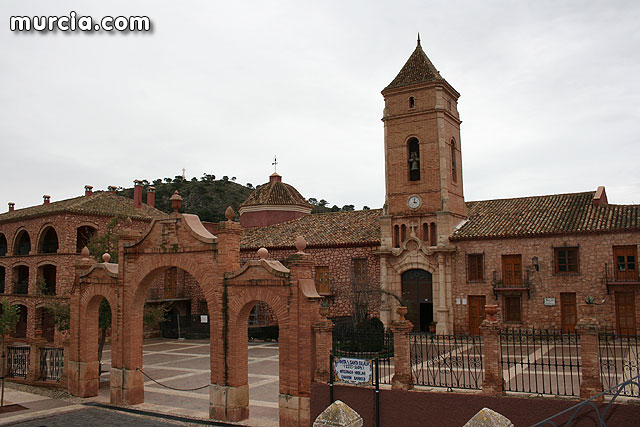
10,406 -> 200,426
100,338 -> 279,425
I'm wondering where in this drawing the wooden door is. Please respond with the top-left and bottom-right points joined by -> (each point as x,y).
468,295 -> 486,335
560,293 -> 577,332
615,292 -> 636,335
614,246 -> 638,281
502,255 -> 522,286
504,295 -> 522,322
401,269 -> 433,333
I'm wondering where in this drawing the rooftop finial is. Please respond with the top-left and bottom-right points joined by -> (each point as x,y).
417,32 -> 421,48
272,155 -> 278,173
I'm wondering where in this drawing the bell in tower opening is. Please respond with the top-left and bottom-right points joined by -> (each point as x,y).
408,138 -> 420,181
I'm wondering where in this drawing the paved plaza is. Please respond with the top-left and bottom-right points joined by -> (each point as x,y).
100,338 -> 280,426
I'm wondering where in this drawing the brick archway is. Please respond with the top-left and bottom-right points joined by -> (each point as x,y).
69,212 -> 324,425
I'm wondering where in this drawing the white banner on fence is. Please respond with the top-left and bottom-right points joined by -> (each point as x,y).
334,357 -> 373,386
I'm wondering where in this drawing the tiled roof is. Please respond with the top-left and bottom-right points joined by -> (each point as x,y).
0,192 -> 166,223
241,209 -> 382,249
239,180 -> 311,209
452,192 -> 640,240
384,43 -> 444,91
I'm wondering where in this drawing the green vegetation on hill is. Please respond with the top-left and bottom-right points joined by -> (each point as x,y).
118,175 -> 253,222
118,174 -> 370,222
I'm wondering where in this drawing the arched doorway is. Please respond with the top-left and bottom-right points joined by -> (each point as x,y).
246,301 -> 280,422
401,269 -> 433,332
129,264 -> 214,416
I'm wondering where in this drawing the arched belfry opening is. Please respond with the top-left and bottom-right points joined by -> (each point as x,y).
408,138 -> 420,181
401,269 -> 433,332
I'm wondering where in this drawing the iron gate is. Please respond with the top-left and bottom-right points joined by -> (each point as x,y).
40,347 -> 64,381
7,345 -> 30,378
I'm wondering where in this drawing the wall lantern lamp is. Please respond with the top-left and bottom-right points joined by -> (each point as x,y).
532,256 -> 539,271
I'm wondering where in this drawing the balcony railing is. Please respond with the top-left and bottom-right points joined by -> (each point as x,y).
316,281 -> 334,296
603,263 -> 640,293
492,270 -> 531,298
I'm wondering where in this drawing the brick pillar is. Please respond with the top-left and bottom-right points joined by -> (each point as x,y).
27,340 -> 45,382
576,305 -> 603,401
390,306 -> 413,390
479,316 -> 503,396
68,252 -> 98,397
281,244 -> 316,427
61,339 -> 70,388
216,210 -> 242,273
210,210 -> 244,421
313,307 -> 333,383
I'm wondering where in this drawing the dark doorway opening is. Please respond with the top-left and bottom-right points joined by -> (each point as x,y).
401,269 -> 433,332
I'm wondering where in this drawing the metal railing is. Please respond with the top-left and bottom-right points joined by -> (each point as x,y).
410,333 -> 483,390
332,330 -> 394,385
7,345 -> 30,378
492,270 -> 532,298
603,263 -> 640,283
532,374 -> 640,426
500,329 -> 580,396
599,332 -> 640,396
40,347 -> 64,382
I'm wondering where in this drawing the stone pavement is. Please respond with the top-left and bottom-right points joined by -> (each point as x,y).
4,406 -> 205,426
100,338 -> 280,426
0,338 -> 279,426
0,386 -> 83,425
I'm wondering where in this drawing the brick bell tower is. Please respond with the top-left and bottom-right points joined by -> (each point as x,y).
379,36 -> 466,334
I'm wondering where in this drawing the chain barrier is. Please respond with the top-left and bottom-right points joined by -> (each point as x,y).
136,368 -> 210,391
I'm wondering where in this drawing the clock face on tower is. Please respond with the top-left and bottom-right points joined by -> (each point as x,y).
408,195 -> 421,209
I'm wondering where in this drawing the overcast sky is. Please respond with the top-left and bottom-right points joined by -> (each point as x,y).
1,1 -> 639,212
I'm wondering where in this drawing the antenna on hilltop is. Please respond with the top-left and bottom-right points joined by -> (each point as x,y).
272,155 -> 278,173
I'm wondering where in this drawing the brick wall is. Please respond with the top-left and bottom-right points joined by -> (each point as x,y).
452,232 -> 640,332
241,245 -> 381,320
0,212 -> 150,346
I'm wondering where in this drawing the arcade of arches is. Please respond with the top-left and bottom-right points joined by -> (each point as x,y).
69,209 -> 325,426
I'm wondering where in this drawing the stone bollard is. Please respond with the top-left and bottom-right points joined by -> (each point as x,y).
314,400 -> 363,427
463,407 -> 514,427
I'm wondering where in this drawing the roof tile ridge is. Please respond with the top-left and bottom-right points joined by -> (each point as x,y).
466,190 -> 596,204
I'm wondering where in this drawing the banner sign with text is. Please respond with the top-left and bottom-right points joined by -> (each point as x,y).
333,357 -> 373,386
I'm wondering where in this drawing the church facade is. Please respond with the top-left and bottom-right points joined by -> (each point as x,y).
238,39 -> 640,335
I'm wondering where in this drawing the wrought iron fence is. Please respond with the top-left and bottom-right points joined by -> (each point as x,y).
410,333 -> 483,390
532,374 -> 640,426
332,330 -> 394,385
40,347 -> 64,381
599,332 -> 640,396
500,329 -> 580,396
7,345 -> 30,378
